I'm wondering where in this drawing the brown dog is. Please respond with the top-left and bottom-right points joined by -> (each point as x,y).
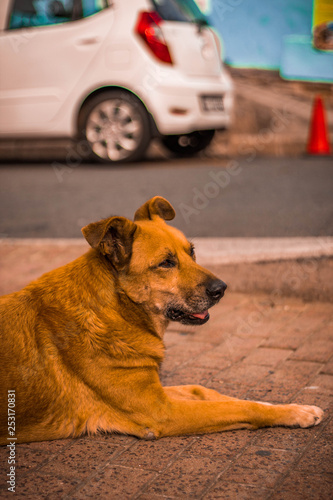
0,197 -> 323,444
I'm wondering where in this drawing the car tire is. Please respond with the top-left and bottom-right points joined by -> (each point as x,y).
79,90 -> 151,163
161,130 -> 215,157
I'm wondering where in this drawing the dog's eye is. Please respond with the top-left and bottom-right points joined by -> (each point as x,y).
190,245 -> 196,260
158,259 -> 176,269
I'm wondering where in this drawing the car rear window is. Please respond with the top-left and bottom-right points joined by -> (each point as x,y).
151,0 -> 207,24
8,0 -> 109,30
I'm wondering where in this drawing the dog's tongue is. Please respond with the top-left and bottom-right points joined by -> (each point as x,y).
191,310 -> 208,319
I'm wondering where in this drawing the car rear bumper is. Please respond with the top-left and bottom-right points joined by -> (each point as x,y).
138,70 -> 234,136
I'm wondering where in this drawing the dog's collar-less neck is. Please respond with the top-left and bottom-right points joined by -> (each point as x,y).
115,288 -> 168,341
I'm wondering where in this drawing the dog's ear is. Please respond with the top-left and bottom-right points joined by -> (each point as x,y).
82,217 -> 137,269
134,196 -> 175,222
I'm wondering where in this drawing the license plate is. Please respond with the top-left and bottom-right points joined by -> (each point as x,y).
201,95 -> 224,112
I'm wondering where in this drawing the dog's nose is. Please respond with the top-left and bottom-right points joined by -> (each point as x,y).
206,279 -> 227,301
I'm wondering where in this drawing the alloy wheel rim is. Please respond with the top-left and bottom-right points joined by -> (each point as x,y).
86,99 -> 143,161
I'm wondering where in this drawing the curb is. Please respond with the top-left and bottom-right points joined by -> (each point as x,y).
192,237 -> 333,265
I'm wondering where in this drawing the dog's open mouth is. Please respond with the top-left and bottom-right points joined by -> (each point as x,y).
166,308 -> 210,325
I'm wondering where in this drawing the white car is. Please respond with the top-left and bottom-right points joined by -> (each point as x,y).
0,0 -> 233,162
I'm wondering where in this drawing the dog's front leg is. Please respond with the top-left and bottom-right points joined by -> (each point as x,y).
150,397 -> 323,438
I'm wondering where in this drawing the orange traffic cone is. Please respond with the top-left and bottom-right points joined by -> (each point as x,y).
307,95 -> 331,155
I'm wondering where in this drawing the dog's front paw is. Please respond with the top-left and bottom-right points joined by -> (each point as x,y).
283,404 -> 324,428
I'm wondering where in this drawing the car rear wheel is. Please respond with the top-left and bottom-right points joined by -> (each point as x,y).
79,91 -> 151,163
161,130 -> 215,157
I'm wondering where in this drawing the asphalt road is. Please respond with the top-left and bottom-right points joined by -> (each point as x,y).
0,156 -> 332,238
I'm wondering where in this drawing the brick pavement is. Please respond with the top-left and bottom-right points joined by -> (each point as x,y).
0,248 -> 333,499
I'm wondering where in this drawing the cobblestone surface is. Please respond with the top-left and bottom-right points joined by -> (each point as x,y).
0,249 -> 332,499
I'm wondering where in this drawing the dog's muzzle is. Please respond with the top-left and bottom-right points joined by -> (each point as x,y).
166,279 -> 227,325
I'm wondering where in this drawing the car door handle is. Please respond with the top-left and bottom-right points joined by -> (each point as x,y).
77,37 -> 101,46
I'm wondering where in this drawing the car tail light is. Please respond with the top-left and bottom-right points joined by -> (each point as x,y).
136,11 -> 173,64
